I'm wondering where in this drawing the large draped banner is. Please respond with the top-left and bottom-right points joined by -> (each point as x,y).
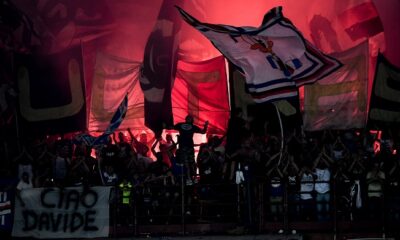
368,53 -> 400,128
140,0 -> 183,137
89,52 -> 144,132
12,187 -> 111,239
303,42 -> 368,131
11,0 -> 115,53
16,46 -> 86,134
177,6 -> 341,103
172,56 -> 230,135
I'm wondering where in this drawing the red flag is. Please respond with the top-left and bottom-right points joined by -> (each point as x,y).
338,1 -> 383,41
172,56 -> 230,135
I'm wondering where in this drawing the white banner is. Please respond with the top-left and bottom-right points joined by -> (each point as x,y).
12,187 -> 111,239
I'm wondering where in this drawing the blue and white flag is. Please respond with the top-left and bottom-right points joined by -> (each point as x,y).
177,6 -> 341,103
75,95 -> 128,146
103,94 -> 128,135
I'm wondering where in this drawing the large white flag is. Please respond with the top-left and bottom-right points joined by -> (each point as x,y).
177,6 -> 341,103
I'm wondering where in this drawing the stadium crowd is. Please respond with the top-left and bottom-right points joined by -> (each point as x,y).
2,111 -> 400,230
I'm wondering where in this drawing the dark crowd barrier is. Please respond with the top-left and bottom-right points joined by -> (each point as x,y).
110,178 -> 400,238
2,179 -> 400,238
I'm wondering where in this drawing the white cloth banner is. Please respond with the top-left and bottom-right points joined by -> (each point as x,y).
177,6 -> 342,103
12,187 -> 111,239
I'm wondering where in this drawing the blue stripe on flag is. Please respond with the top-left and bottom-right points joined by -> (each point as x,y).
292,58 -> 302,69
246,78 -> 293,89
291,52 -> 319,79
266,56 -> 278,69
105,95 -> 128,133
74,95 -> 128,147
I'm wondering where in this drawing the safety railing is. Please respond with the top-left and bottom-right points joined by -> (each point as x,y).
111,177 -> 400,237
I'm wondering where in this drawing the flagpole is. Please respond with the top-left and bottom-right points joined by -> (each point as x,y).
274,103 -> 284,166
80,40 -> 89,132
10,50 -> 22,152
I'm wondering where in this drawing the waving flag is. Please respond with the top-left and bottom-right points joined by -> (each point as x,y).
303,42 -> 369,131
177,6 -> 341,103
75,95 -> 128,146
103,95 -> 128,134
368,53 -> 400,129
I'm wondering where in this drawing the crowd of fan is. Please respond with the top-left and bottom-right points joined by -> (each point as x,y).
6,110 -> 400,226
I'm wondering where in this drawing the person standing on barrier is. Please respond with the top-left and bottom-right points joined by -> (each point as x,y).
174,114 -> 208,185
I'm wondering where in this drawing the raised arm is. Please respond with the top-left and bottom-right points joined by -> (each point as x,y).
200,120 -> 209,134
127,128 -> 139,145
112,132 -> 117,144
13,146 -> 34,163
151,139 -> 159,157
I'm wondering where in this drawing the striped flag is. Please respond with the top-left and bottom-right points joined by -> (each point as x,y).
103,94 -> 128,135
177,6 -> 341,103
368,53 -> 400,129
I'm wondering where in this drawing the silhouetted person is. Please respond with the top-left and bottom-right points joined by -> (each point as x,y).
174,114 -> 208,184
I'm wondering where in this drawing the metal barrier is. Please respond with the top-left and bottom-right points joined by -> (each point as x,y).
111,177 -> 400,237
